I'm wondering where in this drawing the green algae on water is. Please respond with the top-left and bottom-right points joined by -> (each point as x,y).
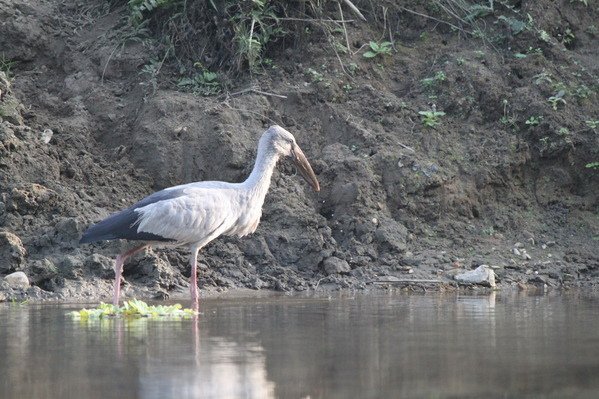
69,299 -> 197,319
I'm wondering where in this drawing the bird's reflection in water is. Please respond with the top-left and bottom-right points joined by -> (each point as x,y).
102,314 -> 276,399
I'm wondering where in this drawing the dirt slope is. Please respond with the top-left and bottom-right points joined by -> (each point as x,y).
0,0 -> 597,302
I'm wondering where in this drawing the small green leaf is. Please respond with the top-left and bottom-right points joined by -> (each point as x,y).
514,53 -> 527,59
363,51 -> 377,58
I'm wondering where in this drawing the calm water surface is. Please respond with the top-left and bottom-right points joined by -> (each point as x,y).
1,292 -> 599,398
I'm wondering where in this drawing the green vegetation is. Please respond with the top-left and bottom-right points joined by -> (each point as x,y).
532,71 -> 552,85
497,15 -> 527,35
547,91 -> 567,110
538,30 -> 552,43
586,120 -> 599,130
558,127 -> 570,135
525,116 -> 543,126
306,67 -> 324,83
70,299 -> 197,319
573,84 -> 592,99
120,0 -> 364,80
586,162 -> 599,170
500,99 -> 516,127
363,41 -> 392,58
0,54 -> 15,78
561,28 -> 576,45
177,65 -> 221,96
229,0 -> 285,72
420,71 -> 447,89
419,110 -> 446,127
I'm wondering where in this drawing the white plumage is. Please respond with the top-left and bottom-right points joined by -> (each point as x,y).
80,125 -> 320,310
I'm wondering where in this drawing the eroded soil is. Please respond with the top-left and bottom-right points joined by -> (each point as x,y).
0,0 -> 597,302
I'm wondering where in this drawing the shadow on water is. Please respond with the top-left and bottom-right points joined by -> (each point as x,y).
1,292 -> 599,398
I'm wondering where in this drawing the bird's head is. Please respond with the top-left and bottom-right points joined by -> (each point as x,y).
264,125 -> 320,192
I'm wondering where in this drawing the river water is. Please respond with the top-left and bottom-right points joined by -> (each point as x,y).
1,292 -> 598,398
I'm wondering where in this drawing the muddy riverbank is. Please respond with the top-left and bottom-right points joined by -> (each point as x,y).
0,0 -> 597,302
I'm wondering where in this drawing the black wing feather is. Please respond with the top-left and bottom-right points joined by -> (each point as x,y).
79,189 -> 183,244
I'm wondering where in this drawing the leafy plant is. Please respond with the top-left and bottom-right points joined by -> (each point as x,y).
139,57 -> 167,94
500,99 -> 516,127
363,41 -> 392,58
573,84 -> 591,99
539,30 -> 552,43
230,1 -> 285,72
0,54 -> 15,78
586,120 -> 599,129
421,71 -> 447,89
463,3 -> 494,21
525,116 -> 543,126
128,0 -> 178,26
561,28 -> 575,45
70,299 -> 197,319
419,110 -> 446,127
558,127 -> 570,135
586,162 -> 599,170
306,68 -> 324,83
547,91 -> 567,110
532,71 -> 552,85
498,15 -> 527,35
177,67 -> 221,96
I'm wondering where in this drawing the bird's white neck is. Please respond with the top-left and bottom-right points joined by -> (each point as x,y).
244,137 -> 280,199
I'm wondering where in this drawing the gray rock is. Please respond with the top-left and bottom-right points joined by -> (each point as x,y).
374,219 -> 408,252
4,271 -> 30,289
323,256 -> 351,275
454,265 -> 496,288
0,231 -> 26,273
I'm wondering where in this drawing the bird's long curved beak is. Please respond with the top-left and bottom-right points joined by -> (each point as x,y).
292,144 -> 320,192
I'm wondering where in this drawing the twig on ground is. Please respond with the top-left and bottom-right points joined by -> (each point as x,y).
278,17 -> 355,23
371,279 -> 445,284
337,2 -> 352,55
398,142 -> 416,152
401,7 -> 472,35
342,0 -> 367,22
229,87 -> 288,99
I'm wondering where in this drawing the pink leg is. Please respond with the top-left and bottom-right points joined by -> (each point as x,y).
113,245 -> 147,306
189,248 -> 200,312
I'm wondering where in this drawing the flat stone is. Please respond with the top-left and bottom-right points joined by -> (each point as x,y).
4,271 -> 30,289
454,265 -> 496,288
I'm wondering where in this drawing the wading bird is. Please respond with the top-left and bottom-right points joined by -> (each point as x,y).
80,125 -> 320,310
